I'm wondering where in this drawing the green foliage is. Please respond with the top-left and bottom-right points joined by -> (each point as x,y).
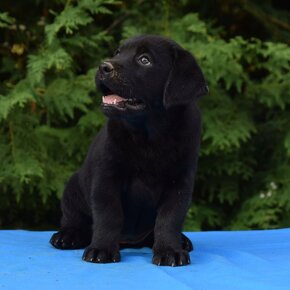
0,12 -> 15,28
0,0 -> 289,230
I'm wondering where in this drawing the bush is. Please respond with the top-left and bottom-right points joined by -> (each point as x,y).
0,0 -> 289,230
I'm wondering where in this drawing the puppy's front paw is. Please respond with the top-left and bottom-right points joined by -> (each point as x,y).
50,228 -> 91,249
82,247 -> 120,263
152,249 -> 190,267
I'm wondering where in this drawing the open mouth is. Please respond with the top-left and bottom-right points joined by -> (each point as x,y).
98,81 -> 146,111
102,94 -> 146,110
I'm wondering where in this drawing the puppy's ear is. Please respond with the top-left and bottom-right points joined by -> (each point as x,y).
163,47 -> 209,109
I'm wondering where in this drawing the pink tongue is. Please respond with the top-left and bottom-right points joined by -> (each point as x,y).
103,94 -> 125,104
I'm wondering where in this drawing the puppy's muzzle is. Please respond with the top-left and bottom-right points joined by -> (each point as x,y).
99,61 -> 114,79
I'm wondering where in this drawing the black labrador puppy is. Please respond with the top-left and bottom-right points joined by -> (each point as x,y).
50,35 -> 208,266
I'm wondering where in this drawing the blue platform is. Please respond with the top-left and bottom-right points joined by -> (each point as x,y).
0,229 -> 289,290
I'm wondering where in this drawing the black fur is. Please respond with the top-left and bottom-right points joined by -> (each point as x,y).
50,35 -> 208,266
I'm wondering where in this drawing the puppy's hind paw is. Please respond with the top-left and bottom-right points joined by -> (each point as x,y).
181,233 -> 194,252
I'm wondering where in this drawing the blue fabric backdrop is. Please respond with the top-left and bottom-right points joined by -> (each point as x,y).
0,229 -> 289,290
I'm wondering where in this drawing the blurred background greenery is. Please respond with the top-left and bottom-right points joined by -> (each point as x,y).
0,0 -> 290,230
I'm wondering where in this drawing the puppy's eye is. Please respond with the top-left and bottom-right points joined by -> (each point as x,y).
114,49 -> 120,56
138,55 -> 151,66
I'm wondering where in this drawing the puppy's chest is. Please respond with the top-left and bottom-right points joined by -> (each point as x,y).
128,139 -> 184,176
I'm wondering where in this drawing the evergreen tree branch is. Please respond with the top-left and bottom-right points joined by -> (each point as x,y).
241,0 -> 290,43
8,121 -> 16,163
105,0 -> 145,33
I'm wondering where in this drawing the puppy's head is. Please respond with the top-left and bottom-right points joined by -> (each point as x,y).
96,35 -> 208,118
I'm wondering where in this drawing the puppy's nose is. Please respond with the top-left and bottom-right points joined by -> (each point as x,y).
99,62 -> 114,77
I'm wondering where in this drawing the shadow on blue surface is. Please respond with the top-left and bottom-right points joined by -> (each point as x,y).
0,229 -> 289,290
